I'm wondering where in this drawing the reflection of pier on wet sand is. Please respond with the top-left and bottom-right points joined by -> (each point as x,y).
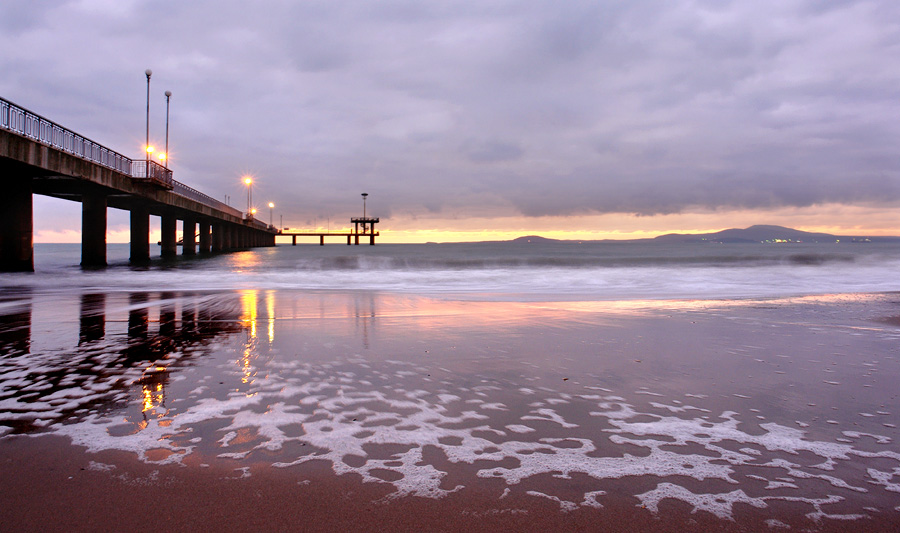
0,290 -> 243,432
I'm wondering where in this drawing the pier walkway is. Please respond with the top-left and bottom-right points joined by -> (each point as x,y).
0,96 -> 277,272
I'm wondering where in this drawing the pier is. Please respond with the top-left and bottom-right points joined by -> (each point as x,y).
0,96 -> 277,272
279,217 -> 380,245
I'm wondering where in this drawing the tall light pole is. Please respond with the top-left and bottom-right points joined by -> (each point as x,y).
362,192 -> 368,219
163,90 -> 172,169
268,202 -> 274,227
145,69 -> 152,175
243,176 -> 253,216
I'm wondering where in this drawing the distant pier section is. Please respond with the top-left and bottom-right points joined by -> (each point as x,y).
279,217 -> 380,246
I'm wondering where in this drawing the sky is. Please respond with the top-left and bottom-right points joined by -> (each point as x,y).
2,0 -> 899,243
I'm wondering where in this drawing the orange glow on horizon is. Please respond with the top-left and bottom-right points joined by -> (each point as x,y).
29,198 -> 900,244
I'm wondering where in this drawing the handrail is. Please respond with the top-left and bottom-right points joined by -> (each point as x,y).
1,96 -> 133,174
173,181 -> 244,218
1,95 -> 259,224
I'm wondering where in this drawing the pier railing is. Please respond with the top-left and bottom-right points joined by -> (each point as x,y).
1,96 -> 133,174
131,159 -> 174,189
1,96 -> 253,222
173,181 -> 244,218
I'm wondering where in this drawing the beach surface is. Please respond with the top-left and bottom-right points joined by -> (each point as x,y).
1,289 -> 899,531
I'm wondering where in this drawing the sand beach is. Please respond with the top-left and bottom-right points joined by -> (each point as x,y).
1,288 -> 898,531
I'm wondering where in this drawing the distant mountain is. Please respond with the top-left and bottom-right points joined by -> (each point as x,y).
508,225 -> 900,244
653,225 -> 841,244
511,235 -> 558,243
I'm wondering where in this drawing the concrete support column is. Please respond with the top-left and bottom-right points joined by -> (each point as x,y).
224,225 -> 234,250
320,235 -> 324,246
80,193 -> 107,268
182,217 -> 196,256
0,177 -> 34,272
199,221 -> 211,253
292,235 -> 297,246
212,223 -> 224,252
129,206 -> 150,263
161,214 -> 177,258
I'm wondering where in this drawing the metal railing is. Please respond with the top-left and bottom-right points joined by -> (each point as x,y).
0,95 -> 259,223
132,159 -> 174,189
246,217 -> 271,230
1,96 -> 133,174
173,181 -> 244,218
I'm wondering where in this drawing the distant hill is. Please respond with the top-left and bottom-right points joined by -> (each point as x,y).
653,225 -> 841,244
509,225 -> 900,244
511,235 -> 558,244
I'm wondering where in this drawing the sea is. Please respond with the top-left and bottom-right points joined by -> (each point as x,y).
8,240 -> 900,299
2,240 -> 900,530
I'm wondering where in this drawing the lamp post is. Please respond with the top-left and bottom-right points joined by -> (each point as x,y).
243,176 -> 253,216
163,90 -> 172,169
145,69 -> 152,176
268,202 -> 275,227
362,192 -> 368,219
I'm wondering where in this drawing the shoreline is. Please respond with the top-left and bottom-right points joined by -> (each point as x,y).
1,289 -> 899,530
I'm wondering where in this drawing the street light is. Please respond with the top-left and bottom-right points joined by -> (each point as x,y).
163,90 -> 172,169
145,69 -> 152,176
362,192 -> 368,219
268,202 -> 275,227
243,176 -> 253,215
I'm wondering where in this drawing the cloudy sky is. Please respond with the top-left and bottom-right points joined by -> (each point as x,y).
2,0 -> 899,242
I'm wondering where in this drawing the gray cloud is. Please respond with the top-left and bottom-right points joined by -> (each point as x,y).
2,0 -> 899,228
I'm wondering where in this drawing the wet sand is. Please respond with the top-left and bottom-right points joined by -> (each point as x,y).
1,290 -> 899,531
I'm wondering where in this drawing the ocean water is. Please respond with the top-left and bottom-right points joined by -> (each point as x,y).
3,241 -> 900,529
10,240 -> 900,300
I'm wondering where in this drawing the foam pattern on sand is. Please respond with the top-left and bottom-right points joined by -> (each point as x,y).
7,358 -> 900,523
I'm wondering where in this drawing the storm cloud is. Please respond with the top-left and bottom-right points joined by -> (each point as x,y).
2,0 -> 898,227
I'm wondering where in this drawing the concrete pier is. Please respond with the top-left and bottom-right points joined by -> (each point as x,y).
130,206 -> 150,263
199,221 -> 211,254
0,176 -> 34,272
182,217 -> 196,256
161,215 -> 177,258
0,97 -> 279,272
81,193 -> 107,267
